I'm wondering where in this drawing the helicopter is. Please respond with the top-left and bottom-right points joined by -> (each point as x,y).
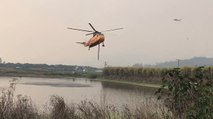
174,19 -> 182,21
67,23 -> 123,60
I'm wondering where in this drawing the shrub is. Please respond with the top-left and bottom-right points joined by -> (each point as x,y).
156,67 -> 213,119
49,95 -> 78,119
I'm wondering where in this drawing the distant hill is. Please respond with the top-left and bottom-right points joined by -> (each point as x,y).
133,57 -> 213,68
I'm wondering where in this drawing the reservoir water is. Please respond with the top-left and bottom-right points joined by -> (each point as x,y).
0,77 -> 157,109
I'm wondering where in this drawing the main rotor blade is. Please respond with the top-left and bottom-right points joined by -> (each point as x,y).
98,44 -> 100,60
67,27 -> 94,32
89,23 -> 97,32
101,28 -> 123,32
85,32 -> 95,36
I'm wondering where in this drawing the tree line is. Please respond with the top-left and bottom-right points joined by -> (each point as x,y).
102,66 -> 213,83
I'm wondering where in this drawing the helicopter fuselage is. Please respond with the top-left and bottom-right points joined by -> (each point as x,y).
85,34 -> 105,48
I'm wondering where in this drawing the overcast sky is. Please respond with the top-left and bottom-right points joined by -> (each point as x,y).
0,0 -> 213,67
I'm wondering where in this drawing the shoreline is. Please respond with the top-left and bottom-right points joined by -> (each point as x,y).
0,75 -> 162,89
93,79 -> 161,89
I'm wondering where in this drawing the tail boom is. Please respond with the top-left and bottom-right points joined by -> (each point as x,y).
76,42 -> 85,44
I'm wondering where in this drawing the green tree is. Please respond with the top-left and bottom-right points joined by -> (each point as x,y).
156,67 -> 213,119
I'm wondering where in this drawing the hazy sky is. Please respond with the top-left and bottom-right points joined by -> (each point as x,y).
1,0 -> 213,67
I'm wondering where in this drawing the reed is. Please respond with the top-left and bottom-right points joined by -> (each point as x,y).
0,83 -> 39,119
0,87 -> 173,119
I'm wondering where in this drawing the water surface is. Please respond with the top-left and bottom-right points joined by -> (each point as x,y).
0,77 -> 157,108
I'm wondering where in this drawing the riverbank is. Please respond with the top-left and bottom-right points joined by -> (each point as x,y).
0,66 -> 164,89
94,79 -> 161,89
0,68 -> 101,79
0,63 -> 100,79
0,74 -> 161,90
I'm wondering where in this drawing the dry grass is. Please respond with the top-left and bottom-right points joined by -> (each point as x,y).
0,83 -> 39,119
0,81 -> 173,119
47,96 -> 173,119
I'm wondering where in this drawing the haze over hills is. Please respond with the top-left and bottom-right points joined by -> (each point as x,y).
133,57 -> 213,68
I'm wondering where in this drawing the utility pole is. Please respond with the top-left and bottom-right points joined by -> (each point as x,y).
177,59 -> 181,68
104,61 -> 108,67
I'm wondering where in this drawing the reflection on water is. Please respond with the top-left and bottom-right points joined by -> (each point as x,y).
0,77 -> 157,109
22,82 -> 91,87
101,81 -> 157,94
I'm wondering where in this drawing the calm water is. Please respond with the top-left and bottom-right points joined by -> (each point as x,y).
0,77 -> 157,108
